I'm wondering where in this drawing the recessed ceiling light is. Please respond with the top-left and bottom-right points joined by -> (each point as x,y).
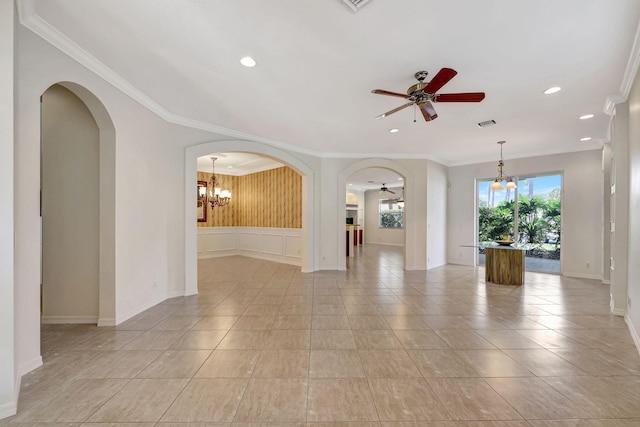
579,114 -> 594,120
240,56 -> 256,67
544,86 -> 562,95
348,183 -> 353,186
389,128 -> 399,133
580,137 -> 592,141
398,177 -> 403,180
227,165 -> 233,169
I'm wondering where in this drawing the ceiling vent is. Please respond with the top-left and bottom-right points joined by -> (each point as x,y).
477,119 -> 497,128
338,0 -> 372,13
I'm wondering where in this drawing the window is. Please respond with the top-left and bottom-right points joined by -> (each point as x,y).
379,197 -> 403,228
477,172 -> 562,273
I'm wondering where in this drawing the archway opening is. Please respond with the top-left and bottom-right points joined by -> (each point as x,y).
40,82 -> 116,327
343,167 -> 406,269
195,152 -> 303,266
185,141 -> 315,296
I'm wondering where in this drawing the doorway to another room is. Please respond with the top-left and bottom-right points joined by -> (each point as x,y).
344,167 -> 405,268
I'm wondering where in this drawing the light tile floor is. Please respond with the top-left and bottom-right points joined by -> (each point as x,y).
4,244 -> 640,426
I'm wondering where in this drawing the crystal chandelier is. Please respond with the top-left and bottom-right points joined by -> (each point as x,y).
200,157 -> 231,208
491,141 -> 517,190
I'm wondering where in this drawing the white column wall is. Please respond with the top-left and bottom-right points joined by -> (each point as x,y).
448,150 -> 603,280
0,0 -> 16,418
427,160 -> 448,269
611,106 -> 630,315
624,66 -> 640,344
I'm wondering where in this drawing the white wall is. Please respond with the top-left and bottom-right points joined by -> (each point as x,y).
625,66 -> 640,346
602,144 -> 612,285
611,106 -> 630,314
364,187 -> 404,246
13,24 -> 220,396
41,85 -> 100,324
427,160 -> 448,269
448,150 -> 603,280
0,0 -> 16,418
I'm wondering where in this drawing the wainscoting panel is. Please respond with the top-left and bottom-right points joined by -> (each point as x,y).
198,228 -> 237,257
197,227 -> 302,266
284,234 -> 303,258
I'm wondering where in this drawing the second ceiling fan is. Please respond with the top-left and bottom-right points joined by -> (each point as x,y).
372,68 -> 485,122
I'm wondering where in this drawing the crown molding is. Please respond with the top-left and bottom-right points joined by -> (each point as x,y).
604,16 -> 640,115
16,0 -> 324,159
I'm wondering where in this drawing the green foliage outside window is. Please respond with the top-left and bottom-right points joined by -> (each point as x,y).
379,198 -> 403,228
479,196 -> 561,246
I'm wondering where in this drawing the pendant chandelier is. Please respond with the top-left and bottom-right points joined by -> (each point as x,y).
202,157 -> 231,208
491,141 -> 517,190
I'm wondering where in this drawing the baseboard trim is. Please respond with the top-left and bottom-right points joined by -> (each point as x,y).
97,317 -> 116,327
562,272 -> 602,280
116,297 -> 164,325
612,307 -> 626,316
166,290 -> 186,299
625,314 -> 640,355
41,315 -> 98,324
18,355 -> 43,377
184,287 -> 198,297
0,398 -> 17,420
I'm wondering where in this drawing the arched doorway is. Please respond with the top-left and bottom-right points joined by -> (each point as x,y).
338,159 -> 417,271
40,82 -> 116,326
184,141 -> 316,295
343,167 -> 406,269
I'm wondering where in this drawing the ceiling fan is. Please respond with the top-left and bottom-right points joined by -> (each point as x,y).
372,68 -> 485,122
380,183 -> 396,194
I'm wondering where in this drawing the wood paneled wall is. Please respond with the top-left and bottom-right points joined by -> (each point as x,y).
197,166 -> 302,228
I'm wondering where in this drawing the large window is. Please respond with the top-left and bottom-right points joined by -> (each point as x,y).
477,173 -> 562,273
379,198 -> 403,228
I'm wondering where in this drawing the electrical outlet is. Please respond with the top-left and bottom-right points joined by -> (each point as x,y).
628,295 -> 632,307
586,262 -> 590,268
153,281 -> 157,289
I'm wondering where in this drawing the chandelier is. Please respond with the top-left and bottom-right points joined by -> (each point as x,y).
201,157 -> 231,208
491,141 -> 517,190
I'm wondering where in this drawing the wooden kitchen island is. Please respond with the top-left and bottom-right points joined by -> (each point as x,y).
485,246 -> 525,286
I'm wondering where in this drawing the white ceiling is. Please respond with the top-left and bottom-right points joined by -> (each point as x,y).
196,152 -> 284,176
20,0 -> 640,168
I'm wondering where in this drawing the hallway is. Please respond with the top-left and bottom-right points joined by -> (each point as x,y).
5,246 -> 640,425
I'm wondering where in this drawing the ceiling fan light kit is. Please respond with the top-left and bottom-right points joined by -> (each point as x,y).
371,68 -> 486,122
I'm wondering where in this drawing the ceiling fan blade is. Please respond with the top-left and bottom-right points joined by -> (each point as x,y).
375,101 -> 414,119
422,67 -> 457,94
371,89 -> 411,99
434,92 -> 486,102
419,101 -> 438,121
387,189 -> 396,194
